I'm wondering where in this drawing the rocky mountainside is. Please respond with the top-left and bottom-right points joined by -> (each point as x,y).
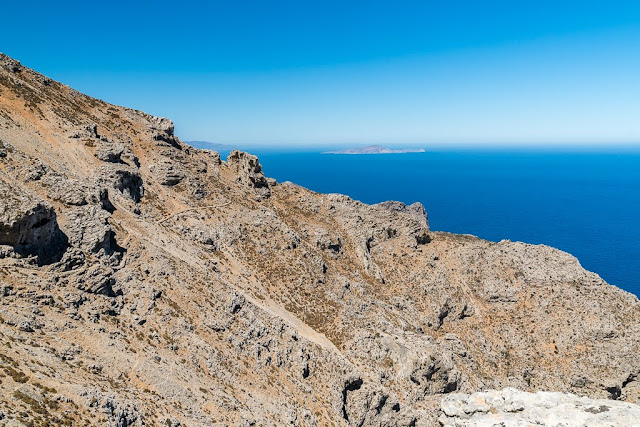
1,52 -> 639,426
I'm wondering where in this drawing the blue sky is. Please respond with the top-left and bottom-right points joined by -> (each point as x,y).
2,0 -> 640,146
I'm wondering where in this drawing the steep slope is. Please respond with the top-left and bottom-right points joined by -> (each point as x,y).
0,53 -> 639,426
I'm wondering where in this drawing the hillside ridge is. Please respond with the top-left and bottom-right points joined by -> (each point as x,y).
1,52 -> 639,426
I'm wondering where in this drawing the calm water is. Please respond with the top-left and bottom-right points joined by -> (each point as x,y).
219,148 -> 640,297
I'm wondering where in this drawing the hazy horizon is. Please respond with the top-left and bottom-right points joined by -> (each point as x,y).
187,140 -> 640,152
3,1 -> 639,147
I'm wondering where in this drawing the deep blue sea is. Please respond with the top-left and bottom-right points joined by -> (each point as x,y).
218,147 -> 640,297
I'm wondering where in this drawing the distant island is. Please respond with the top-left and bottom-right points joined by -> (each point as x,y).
324,145 -> 425,154
185,140 -> 233,151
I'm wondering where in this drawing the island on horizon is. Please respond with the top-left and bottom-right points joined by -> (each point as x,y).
323,144 -> 426,154
185,140 -> 233,151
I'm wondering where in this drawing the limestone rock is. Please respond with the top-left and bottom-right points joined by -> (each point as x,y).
439,388 -> 640,426
226,150 -> 271,199
76,265 -> 120,297
149,116 -> 180,148
95,143 -> 126,163
0,139 -> 8,158
377,200 -> 429,229
0,178 -> 67,263
96,165 -> 143,203
65,205 -> 120,258
0,54 -> 24,73
149,159 -> 185,186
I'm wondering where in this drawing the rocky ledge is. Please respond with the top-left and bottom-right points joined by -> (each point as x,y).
440,388 -> 640,426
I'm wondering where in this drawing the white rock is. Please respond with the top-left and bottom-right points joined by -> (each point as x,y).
440,388 -> 640,427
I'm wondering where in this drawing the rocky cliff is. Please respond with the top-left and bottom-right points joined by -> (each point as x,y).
1,53 -> 639,426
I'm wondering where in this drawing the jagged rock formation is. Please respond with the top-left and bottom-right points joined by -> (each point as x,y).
1,52 -> 640,426
0,177 -> 67,263
439,388 -> 640,426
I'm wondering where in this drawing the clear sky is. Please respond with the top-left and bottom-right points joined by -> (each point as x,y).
2,0 -> 640,146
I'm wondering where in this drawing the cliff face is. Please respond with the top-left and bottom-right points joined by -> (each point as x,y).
0,53 -> 639,426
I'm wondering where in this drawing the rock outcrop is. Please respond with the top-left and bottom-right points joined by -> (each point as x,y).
1,52 -> 640,425
439,388 -> 640,426
227,150 -> 271,199
0,177 -> 67,263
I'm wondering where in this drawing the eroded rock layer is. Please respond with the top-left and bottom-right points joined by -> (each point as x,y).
1,53 -> 639,426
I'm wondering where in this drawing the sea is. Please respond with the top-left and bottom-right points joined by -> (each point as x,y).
212,146 -> 640,297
